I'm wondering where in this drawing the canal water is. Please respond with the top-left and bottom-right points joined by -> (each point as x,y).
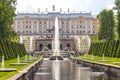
34,58 -> 109,80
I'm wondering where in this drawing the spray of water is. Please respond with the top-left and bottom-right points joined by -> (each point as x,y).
87,35 -> 91,49
18,55 -> 20,63
2,56 -> 4,69
53,17 -> 60,56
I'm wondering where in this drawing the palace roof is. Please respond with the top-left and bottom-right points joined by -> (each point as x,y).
16,12 -> 95,19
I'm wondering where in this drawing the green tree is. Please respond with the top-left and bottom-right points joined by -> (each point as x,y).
114,0 -> 120,38
114,0 -> 120,12
97,9 -> 115,41
0,0 -> 17,39
116,12 -> 120,38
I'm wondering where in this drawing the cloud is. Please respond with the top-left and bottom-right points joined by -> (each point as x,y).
16,0 -> 115,14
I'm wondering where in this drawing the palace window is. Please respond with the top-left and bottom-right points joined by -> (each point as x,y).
29,21 -> 31,23
17,31 -> 20,33
80,21 -> 82,23
66,31 -> 69,33
80,25 -> 82,28
62,21 -> 64,24
44,21 -> 46,24
26,31 -> 28,33
26,25 -> 28,29
88,30 -> 91,33
83,30 -> 85,33
80,30 -> 82,33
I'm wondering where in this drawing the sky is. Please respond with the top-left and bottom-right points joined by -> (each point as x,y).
16,0 -> 115,14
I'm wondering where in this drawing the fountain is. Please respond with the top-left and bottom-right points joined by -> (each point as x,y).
0,56 -> 16,72
87,35 -> 91,49
29,54 -> 38,61
98,54 -> 110,62
90,54 -> 94,60
50,17 -> 63,60
9,55 -> 27,66
21,55 -> 32,63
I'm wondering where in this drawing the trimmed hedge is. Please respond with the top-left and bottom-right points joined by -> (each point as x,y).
0,39 -> 26,61
89,40 -> 120,58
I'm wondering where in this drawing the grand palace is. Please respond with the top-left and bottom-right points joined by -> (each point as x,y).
11,6 -> 98,53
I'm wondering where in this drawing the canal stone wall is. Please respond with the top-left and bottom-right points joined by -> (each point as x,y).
71,59 -> 120,80
7,59 -> 43,80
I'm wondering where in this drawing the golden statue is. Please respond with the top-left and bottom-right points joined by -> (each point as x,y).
53,5 -> 55,11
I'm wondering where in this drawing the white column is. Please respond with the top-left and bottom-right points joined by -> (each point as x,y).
30,36 -> 33,52
20,35 -> 23,44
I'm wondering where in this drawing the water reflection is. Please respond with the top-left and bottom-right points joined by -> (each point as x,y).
52,60 -> 60,80
34,59 -> 105,80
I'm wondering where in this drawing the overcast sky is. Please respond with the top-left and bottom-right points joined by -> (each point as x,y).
16,0 -> 115,14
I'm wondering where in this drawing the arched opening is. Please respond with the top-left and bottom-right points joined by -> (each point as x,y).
47,44 -> 52,50
67,44 -> 70,47
60,44 -> 62,50
39,44 -> 43,51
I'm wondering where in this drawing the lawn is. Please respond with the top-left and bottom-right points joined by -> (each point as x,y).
75,54 -> 120,66
0,55 -> 42,80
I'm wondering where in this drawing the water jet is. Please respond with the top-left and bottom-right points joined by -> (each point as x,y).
0,56 -> 16,72
9,55 -> 27,66
50,17 -> 63,60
